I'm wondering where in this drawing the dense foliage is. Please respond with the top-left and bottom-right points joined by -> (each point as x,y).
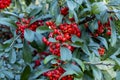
0,0 -> 120,80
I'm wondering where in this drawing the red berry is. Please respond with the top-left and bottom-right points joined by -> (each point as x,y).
60,7 -> 69,16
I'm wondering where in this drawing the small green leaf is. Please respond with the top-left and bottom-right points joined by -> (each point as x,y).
28,7 -> 42,17
24,29 -> 34,42
110,21 -> 117,46
97,36 -> 108,49
116,71 -> 120,80
9,49 -> 16,64
91,2 -> 108,14
72,58 -> 85,71
48,38 -> 57,42
91,66 -> 102,80
44,55 -> 57,64
3,11 -> 19,18
60,47 -> 72,61
36,26 -> 52,33
81,44 -> 91,56
23,40 -> 32,63
71,35 -> 83,43
67,0 -> 77,11
89,20 -> 98,32
34,33 -> 46,52
56,14 -> 63,25
0,72 -> 5,78
3,71 -> 14,79
31,69 -> 51,79
20,65 -> 31,80
102,71 -> 112,80
74,0 -> 83,5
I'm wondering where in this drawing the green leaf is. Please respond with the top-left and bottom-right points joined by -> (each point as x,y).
74,0 -> 83,5
81,44 -> 91,56
50,0 -> 58,16
102,71 -> 112,80
72,58 -> 85,71
111,57 -> 120,66
56,14 -> 63,25
3,11 -> 19,18
31,69 -> 51,79
0,19 -> 16,28
34,32 -> 46,52
110,21 -> 117,46
48,38 -> 57,42
20,65 -> 31,80
107,68 -> 116,78
116,71 -> 120,80
3,71 -> 14,79
71,35 -> 83,43
24,29 -> 35,42
91,66 -> 102,80
28,7 -> 42,17
0,72 -> 5,78
36,26 -> 52,33
67,0 -> 77,11
89,20 -> 98,32
23,40 -> 32,63
73,10 -> 78,23
44,55 -> 57,64
9,49 -> 16,64
60,47 -> 72,61
91,2 -> 108,14
97,36 -> 108,49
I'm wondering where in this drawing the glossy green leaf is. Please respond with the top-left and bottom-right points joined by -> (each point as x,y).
97,36 -> 108,49
23,40 -> 32,63
74,0 -> 83,5
3,71 -> 14,79
91,2 -> 108,14
116,71 -> 120,80
56,14 -> 63,25
91,66 -> 102,80
60,47 -> 72,61
110,21 -> 117,46
67,0 -> 77,11
28,7 -> 42,17
24,29 -> 35,42
44,55 -> 57,64
20,65 -> 31,80
72,58 -> 85,71
48,38 -> 57,42
9,49 -> 16,64
36,26 -> 52,33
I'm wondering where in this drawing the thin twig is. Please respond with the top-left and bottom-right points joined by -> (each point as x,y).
84,62 -> 115,66
10,33 -> 21,48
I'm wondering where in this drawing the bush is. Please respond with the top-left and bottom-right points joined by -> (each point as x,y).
0,0 -> 120,80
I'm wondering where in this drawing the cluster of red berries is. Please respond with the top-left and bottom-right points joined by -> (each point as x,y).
16,18 -> 43,38
43,67 -> 73,80
93,20 -> 111,37
60,7 -> 69,16
42,21 -> 81,56
98,47 -> 105,56
0,0 -> 11,9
